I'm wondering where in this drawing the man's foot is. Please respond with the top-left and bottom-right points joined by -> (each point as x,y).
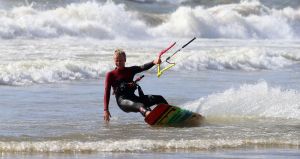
140,107 -> 151,117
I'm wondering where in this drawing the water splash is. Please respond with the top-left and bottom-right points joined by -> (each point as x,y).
184,81 -> 300,120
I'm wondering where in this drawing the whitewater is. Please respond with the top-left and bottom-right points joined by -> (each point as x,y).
0,0 -> 300,159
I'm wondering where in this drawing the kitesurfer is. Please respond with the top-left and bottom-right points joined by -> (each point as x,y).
103,49 -> 168,122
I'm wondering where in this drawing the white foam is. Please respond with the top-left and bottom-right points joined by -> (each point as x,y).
172,47 -> 299,71
0,60 -> 110,86
184,81 -> 300,120
0,41 -> 159,86
1,1 -> 300,39
0,138 -> 298,152
0,1 -> 149,39
0,40 -> 299,86
150,0 -> 300,39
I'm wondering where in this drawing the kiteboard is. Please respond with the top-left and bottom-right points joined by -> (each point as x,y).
144,104 -> 203,126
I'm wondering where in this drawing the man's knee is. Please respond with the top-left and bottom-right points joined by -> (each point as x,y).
154,95 -> 168,104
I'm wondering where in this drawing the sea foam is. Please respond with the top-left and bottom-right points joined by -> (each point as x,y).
0,43 -> 299,86
0,138 -> 298,153
184,81 -> 300,120
174,47 -> 299,71
1,1 -> 300,39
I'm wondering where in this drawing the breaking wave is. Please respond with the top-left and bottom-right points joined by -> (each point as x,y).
184,81 -> 300,120
1,1 -> 300,39
1,45 -> 299,86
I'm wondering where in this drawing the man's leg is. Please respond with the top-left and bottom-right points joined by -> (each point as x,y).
143,95 -> 168,108
117,96 -> 150,117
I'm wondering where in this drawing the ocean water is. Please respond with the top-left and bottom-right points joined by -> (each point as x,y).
1,0 -> 300,158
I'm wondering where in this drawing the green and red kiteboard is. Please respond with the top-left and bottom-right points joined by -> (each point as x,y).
145,104 -> 203,126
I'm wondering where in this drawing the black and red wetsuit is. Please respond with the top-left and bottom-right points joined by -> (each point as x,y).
104,61 -> 168,116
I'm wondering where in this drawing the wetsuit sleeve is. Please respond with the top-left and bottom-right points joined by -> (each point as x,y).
132,61 -> 154,74
104,72 -> 112,111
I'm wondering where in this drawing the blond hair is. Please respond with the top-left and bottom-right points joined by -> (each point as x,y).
114,49 -> 126,59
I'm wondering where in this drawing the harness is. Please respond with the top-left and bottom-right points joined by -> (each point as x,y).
114,75 -> 145,97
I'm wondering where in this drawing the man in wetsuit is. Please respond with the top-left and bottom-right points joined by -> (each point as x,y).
103,49 -> 168,122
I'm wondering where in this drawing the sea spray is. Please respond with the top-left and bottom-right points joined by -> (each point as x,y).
184,81 -> 300,120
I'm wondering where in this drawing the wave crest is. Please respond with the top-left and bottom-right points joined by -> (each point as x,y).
174,48 -> 299,71
1,1 -> 300,39
0,60 -> 109,86
184,81 -> 300,120
0,1 -> 148,39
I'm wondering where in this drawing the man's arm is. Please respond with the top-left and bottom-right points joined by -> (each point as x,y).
103,72 -> 112,122
140,61 -> 155,71
133,57 -> 161,74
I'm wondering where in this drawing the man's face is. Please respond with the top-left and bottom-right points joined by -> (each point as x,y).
114,54 -> 126,68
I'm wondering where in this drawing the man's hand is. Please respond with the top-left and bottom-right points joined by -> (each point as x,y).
153,57 -> 162,65
104,110 -> 111,122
